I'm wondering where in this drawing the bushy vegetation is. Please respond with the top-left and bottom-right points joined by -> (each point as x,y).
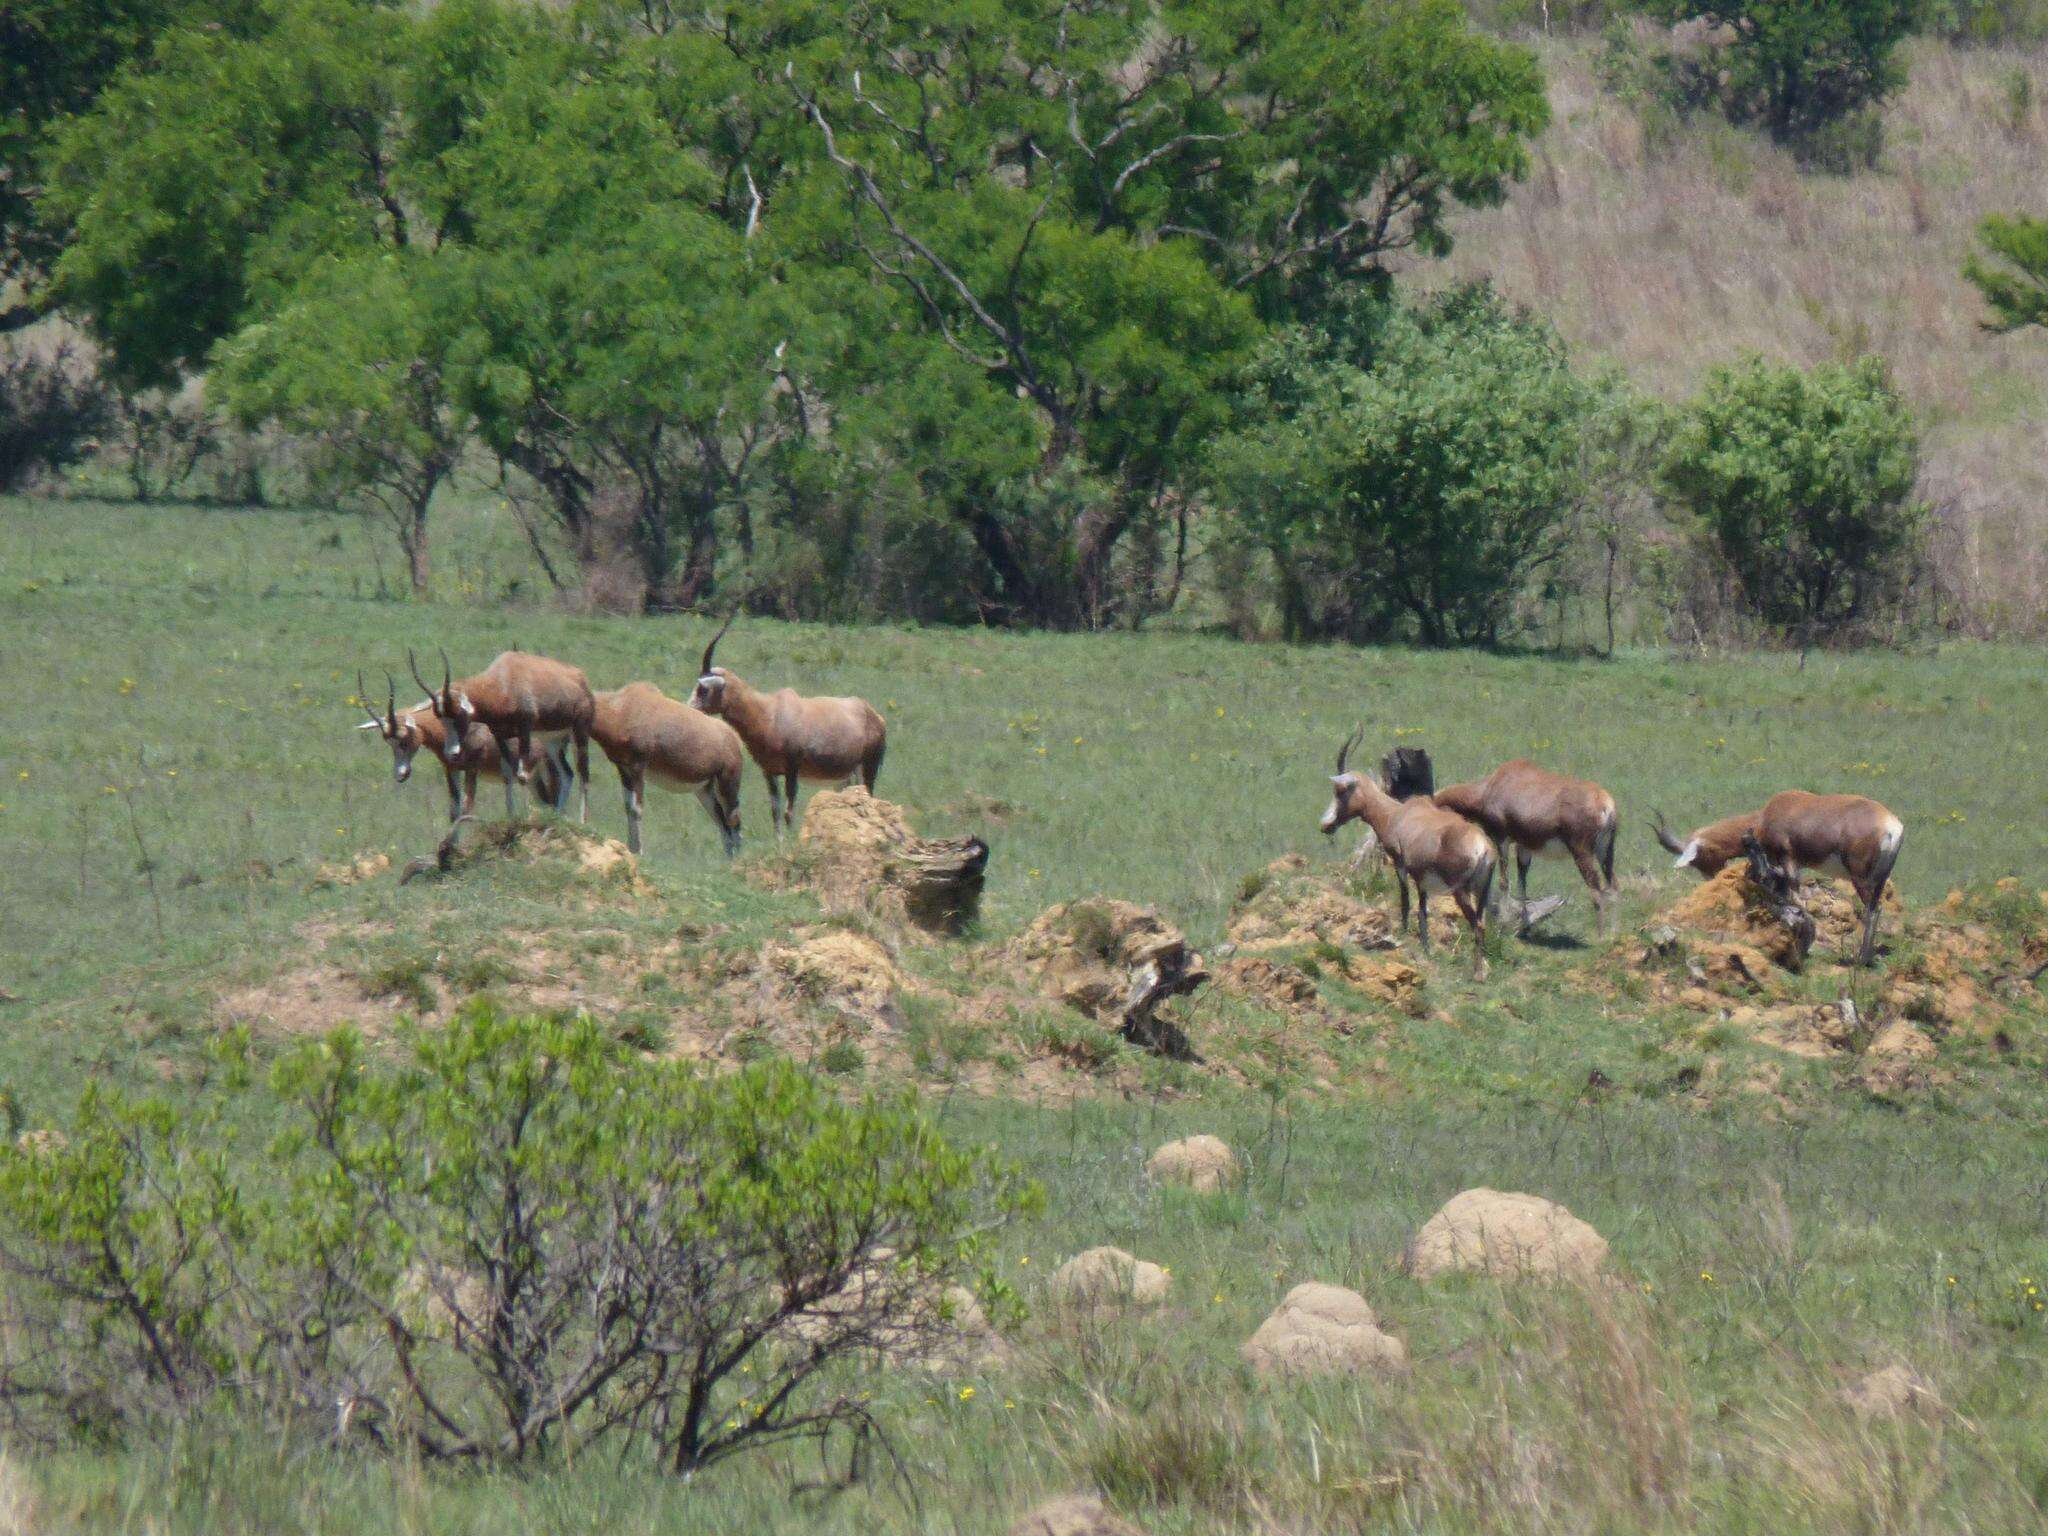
0,1004 -> 1029,1473
0,341 -> 109,493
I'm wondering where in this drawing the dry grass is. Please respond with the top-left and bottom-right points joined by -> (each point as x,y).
1412,35 -> 2048,634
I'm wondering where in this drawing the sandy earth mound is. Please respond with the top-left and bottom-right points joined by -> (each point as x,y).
764,930 -> 905,1026
1009,1496 -> 1149,1536
314,852 -> 391,887
1240,1282 -> 1408,1380
1855,1020 -> 1940,1095
784,1253 -> 1011,1374
1840,1363 -> 1945,1423
1146,1134 -> 1241,1193
1047,1247 -> 1170,1313
795,788 -> 987,934
1661,867 -> 1902,970
1403,1189 -> 1609,1282
1228,856 -> 1397,952
1006,901 -> 1198,1021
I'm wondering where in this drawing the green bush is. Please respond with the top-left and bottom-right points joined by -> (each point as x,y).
1212,285 -> 1600,646
1624,0 -> 1922,166
0,1005 -> 1032,1474
1661,356 -> 1925,639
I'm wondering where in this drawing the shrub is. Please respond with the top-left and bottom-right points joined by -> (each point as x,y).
1212,285 -> 1596,646
0,1005 -> 1031,1476
0,340 -> 110,493
1624,0 -> 1922,166
1661,356 -> 1926,639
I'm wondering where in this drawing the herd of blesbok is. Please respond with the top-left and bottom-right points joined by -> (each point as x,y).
355,627 -> 1905,972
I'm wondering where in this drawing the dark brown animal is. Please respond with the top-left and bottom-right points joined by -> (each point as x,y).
686,616 -> 886,836
1320,729 -> 1497,979
1431,760 -> 1619,935
1650,808 -> 1763,878
590,683 -> 745,857
414,648 -> 595,821
356,672 -> 569,820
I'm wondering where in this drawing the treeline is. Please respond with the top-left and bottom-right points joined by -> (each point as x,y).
0,0 -> 2042,645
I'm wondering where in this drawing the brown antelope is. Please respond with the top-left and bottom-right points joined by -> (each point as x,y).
1650,808 -> 1762,878
1431,761 -> 1620,935
356,672 -> 570,821
591,683 -> 745,857
1320,728 -> 1497,978
1662,793 -> 1904,965
413,647 -> 594,821
686,615 -> 887,835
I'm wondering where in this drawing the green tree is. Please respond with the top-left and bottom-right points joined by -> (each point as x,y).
1213,285 -> 1596,647
1629,0 -> 1921,161
1964,213 -> 2048,333
1662,355 -> 1924,637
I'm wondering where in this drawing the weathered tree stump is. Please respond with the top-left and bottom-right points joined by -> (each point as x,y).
1119,947 -> 1208,1061
887,836 -> 989,936
1741,832 -> 1815,970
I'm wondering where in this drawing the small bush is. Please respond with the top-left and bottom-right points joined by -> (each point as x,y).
0,341 -> 111,494
1662,356 -> 1926,639
0,1006 -> 1032,1475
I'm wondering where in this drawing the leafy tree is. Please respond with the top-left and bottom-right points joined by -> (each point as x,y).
1964,213 -> 2048,333
1628,0 -> 1922,162
1661,355 -> 1924,637
1212,285 -> 1596,647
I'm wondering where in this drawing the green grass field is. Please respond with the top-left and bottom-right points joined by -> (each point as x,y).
2,495 -> 2046,1534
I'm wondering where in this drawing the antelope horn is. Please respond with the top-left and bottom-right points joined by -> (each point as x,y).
1334,725 -> 1364,777
438,646 -> 452,694
356,671 -> 383,726
409,648 -> 433,696
384,671 -> 398,729
1649,810 -> 1684,856
700,608 -> 737,677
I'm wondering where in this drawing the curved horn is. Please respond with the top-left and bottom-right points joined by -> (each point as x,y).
409,648 -> 433,696
384,671 -> 398,729
1334,724 -> 1364,777
1649,810 -> 1684,856
438,646 -> 452,694
700,608 -> 737,677
356,670 -> 384,726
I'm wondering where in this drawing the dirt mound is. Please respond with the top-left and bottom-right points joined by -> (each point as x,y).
1403,1189 -> 1609,1282
1009,1496 -> 1149,1536
1856,1021 -> 1940,1096
399,820 -> 651,896
764,930 -> 904,1026
785,1252 -> 1010,1374
1047,1247 -> 1171,1313
795,788 -> 987,934
1839,1363 -> 1944,1423
313,852 -> 391,887
1661,866 -> 1902,969
1146,1134 -> 1241,1193
1228,856 -> 1395,953
1006,901 -> 1197,1021
1215,956 -> 1321,1014
1240,1282 -> 1408,1380
1341,955 -> 1427,1013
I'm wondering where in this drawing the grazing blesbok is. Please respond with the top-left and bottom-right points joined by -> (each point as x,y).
1430,761 -> 1620,935
1320,728 -> 1496,979
356,672 -> 570,821
1661,793 -> 1903,965
1650,808 -> 1763,879
413,647 -> 594,822
590,683 -> 745,857
686,615 -> 887,836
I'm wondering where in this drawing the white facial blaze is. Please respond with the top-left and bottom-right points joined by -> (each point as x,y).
1673,838 -> 1701,869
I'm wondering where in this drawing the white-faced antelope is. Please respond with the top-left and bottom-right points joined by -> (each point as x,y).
591,683 -> 745,857
686,615 -> 886,836
1650,808 -> 1763,879
1661,792 -> 1904,965
413,647 -> 595,821
1320,729 -> 1496,978
356,671 -> 571,821
1431,760 -> 1620,935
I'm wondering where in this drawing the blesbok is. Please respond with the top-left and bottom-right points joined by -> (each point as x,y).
1320,728 -> 1497,978
413,647 -> 594,822
686,615 -> 887,835
1430,760 -> 1620,935
356,672 -> 570,821
1661,793 -> 1904,965
1650,808 -> 1762,878
590,683 -> 745,857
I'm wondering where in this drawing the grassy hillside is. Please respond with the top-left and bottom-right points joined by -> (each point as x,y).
1413,35 -> 2048,634
2,496 -> 2047,1534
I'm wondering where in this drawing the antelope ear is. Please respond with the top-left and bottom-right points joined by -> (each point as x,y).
356,720 -> 381,731
1673,840 -> 1700,869
1329,774 -> 1344,785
